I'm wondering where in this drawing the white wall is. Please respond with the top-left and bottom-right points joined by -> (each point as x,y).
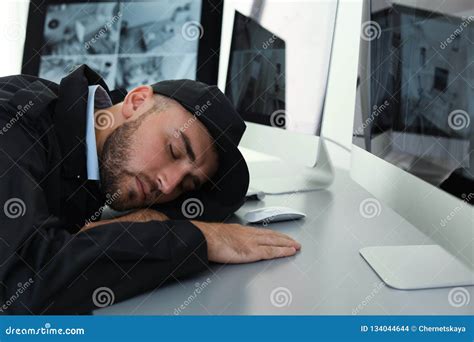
0,0 -> 29,77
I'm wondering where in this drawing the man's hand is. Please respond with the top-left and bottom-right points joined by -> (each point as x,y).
191,221 -> 301,263
80,208 -> 169,231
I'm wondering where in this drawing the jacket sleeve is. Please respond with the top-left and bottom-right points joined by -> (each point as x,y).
0,129 -> 208,315
0,179 -> 208,314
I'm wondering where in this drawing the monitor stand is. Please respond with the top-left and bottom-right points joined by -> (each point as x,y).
245,138 -> 334,195
360,245 -> 474,290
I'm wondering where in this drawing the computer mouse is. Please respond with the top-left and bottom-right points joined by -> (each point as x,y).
244,206 -> 306,224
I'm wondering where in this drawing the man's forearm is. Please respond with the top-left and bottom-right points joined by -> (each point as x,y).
80,209 -> 169,231
80,208 -> 301,266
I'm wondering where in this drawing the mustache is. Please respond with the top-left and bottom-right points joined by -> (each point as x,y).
125,171 -> 161,196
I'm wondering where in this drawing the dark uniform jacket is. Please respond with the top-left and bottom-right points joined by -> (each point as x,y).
0,65 -> 212,314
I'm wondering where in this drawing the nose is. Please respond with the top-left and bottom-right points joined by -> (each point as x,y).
158,166 -> 185,195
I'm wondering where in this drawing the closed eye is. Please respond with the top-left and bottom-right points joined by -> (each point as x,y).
169,144 -> 178,160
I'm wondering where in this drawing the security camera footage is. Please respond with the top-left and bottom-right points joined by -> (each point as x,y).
353,1 -> 474,203
38,0 -> 202,90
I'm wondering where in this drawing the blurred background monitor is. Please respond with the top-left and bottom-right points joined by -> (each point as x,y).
22,0 -> 223,89
219,0 -> 338,193
222,0 -> 338,137
225,11 -> 286,128
352,0 -> 473,289
353,0 -> 474,202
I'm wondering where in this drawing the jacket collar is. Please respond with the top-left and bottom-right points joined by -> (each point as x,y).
8,77 -> 58,122
53,65 -> 113,179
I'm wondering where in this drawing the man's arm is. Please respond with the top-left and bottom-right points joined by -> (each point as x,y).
80,208 -> 170,231
3,198 -> 298,315
82,209 -> 301,264
1,207 -> 209,314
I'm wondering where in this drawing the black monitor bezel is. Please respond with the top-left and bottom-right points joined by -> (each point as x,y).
22,0 -> 223,86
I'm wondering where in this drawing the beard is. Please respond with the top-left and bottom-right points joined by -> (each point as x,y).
99,115 -> 147,211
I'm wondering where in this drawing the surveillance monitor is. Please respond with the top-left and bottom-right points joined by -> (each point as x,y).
352,0 -> 473,289
22,0 -> 223,89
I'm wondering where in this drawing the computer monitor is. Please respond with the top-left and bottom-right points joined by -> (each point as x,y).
225,11 -> 286,129
352,0 -> 473,289
22,0 -> 222,89
219,0 -> 339,193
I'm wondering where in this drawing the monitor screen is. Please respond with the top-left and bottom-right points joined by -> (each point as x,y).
353,0 -> 474,203
225,1 -> 338,135
226,11 -> 286,127
22,0 -> 222,89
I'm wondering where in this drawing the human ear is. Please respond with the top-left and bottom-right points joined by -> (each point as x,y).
121,85 -> 154,119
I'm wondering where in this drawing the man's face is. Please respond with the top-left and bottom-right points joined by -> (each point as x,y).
100,89 -> 219,211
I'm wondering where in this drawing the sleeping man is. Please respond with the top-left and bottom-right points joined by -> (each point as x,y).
0,65 -> 300,314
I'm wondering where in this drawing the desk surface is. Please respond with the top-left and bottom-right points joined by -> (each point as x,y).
95,168 -> 473,315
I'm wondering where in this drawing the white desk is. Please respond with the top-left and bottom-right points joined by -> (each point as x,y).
95,168 -> 473,315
